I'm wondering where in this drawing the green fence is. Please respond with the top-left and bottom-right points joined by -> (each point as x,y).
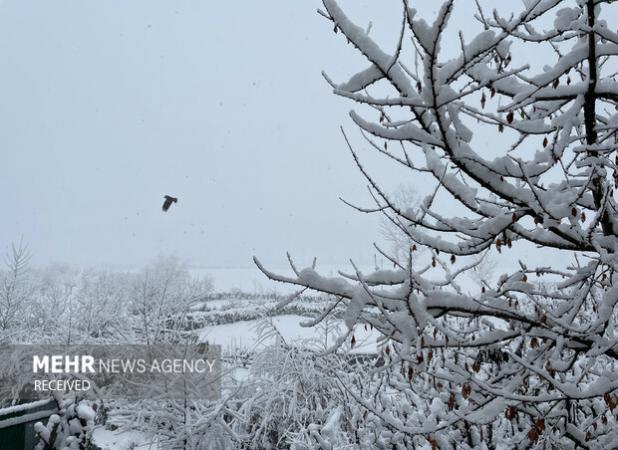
0,399 -> 57,450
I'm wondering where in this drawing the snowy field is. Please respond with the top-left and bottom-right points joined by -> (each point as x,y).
187,265 -> 385,356
199,314 -> 379,355
92,429 -> 155,450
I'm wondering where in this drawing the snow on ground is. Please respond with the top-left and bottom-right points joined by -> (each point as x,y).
199,314 -> 380,355
92,428 -> 157,450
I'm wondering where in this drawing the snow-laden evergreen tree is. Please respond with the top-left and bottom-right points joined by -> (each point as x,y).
257,0 -> 618,447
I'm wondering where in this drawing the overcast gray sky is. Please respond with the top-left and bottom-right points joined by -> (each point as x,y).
0,1 -> 560,270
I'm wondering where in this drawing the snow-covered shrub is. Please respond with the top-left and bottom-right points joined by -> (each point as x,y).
106,390 -> 237,449
35,394 -> 96,450
229,321 -> 363,449
257,0 -> 618,447
0,254 -> 212,347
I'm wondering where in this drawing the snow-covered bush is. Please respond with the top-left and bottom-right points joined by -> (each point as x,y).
35,394 -> 96,450
106,397 -> 236,450
0,254 -> 215,429
257,0 -> 618,447
228,321 -> 363,449
0,254 -> 213,347
107,319 -> 361,449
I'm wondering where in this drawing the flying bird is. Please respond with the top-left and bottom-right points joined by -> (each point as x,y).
162,195 -> 178,212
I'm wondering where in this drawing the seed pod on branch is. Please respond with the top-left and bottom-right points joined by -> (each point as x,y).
505,406 -> 517,420
461,383 -> 471,399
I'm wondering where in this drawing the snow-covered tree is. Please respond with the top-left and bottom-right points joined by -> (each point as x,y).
0,240 -> 32,333
257,1 -> 618,447
129,255 -> 213,345
28,263 -> 80,343
74,269 -> 132,341
380,184 -> 425,266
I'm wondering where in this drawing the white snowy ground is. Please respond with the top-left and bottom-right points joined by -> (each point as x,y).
199,314 -> 380,355
92,428 -> 157,449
